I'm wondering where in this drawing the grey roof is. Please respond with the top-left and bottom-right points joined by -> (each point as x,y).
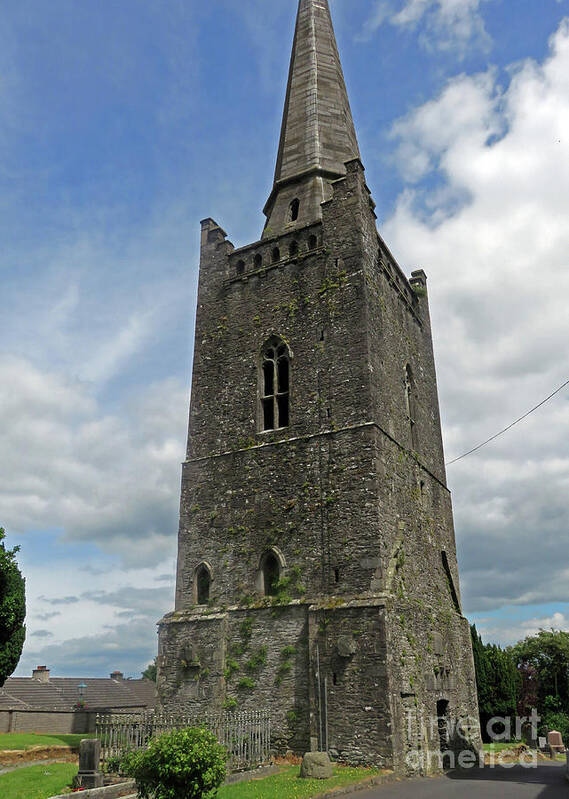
0,690 -> 29,710
2,680 -> 66,709
0,676 -> 157,712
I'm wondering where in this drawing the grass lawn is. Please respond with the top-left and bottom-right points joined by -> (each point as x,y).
0,733 -> 94,751
217,765 -> 383,799
0,762 -> 77,799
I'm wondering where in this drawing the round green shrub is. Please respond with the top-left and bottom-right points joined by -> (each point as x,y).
127,727 -> 227,799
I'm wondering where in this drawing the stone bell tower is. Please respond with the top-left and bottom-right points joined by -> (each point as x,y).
158,0 -> 481,772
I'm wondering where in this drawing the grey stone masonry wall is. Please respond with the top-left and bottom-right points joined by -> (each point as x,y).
159,157 -> 480,769
0,709 -> 96,734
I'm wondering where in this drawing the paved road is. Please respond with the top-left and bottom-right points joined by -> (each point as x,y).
347,764 -> 567,798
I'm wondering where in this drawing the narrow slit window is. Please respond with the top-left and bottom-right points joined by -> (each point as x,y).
254,253 -> 263,269
236,260 -> 245,275
262,552 -> 280,596
289,240 -> 299,257
405,364 -> 419,451
289,198 -> 300,222
441,551 -> 461,613
261,339 -> 290,431
195,565 -> 211,605
272,247 -> 280,263
309,234 -> 317,250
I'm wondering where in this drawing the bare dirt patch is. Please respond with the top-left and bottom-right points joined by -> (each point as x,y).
0,745 -> 79,767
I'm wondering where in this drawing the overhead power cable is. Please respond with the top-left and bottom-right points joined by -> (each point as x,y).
446,376 -> 569,466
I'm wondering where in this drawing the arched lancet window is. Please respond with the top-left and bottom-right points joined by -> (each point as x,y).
308,234 -> 318,250
261,339 -> 290,431
289,240 -> 299,258
254,253 -> 263,269
194,562 -> 212,606
405,364 -> 419,451
261,551 -> 280,596
272,247 -> 280,263
289,198 -> 300,222
236,260 -> 245,275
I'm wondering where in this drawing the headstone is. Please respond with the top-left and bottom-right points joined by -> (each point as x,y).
300,752 -> 333,779
538,737 -> 547,749
548,730 -> 565,753
76,738 -> 104,789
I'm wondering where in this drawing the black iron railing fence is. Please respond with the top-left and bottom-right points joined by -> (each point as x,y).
95,710 -> 271,771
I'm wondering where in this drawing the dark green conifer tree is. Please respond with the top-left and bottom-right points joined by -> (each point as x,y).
471,624 -> 519,741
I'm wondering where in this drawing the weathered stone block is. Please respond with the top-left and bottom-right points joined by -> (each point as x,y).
300,751 -> 333,779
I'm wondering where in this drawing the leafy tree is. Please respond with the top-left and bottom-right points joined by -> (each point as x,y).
512,630 -> 569,713
541,695 -> 569,742
517,661 -> 539,719
142,657 -> 157,682
0,528 -> 26,686
127,727 -> 227,799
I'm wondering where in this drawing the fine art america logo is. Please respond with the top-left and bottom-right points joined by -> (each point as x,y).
405,710 -> 543,771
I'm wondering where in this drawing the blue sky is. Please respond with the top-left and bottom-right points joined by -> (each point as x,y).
3,0 -> 569,678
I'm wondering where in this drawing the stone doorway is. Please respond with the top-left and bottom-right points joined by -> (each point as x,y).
437,699 -> 450,769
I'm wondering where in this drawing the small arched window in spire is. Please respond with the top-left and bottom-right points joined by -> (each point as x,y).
289,198 -> 300,222
405,364 -> 419,451
272,247 -> 280,263
261,339 -> 290,431
261,551 -> 280,596
194,563 -> 212,606
309,234 -> 318,250
254,253 -> 263,270
289,240 -> 299,258
236,260 -> 245,275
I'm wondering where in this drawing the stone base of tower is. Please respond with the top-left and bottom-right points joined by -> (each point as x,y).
157,598 -> 481,773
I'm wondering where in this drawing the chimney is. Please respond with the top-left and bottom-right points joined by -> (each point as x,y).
33,666 -> 50,683
110,670 -> 124,680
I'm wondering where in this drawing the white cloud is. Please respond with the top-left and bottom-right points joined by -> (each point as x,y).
22,617 -> 164,678
390,70 -> 503,183
476,611 -> 569,647
383,19 -> 569,616
358,0 -> 491,54
18,559 -> 176,677
0,356 -> 187,568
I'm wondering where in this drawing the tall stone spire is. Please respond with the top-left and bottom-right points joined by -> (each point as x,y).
262,0 -> 361,238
